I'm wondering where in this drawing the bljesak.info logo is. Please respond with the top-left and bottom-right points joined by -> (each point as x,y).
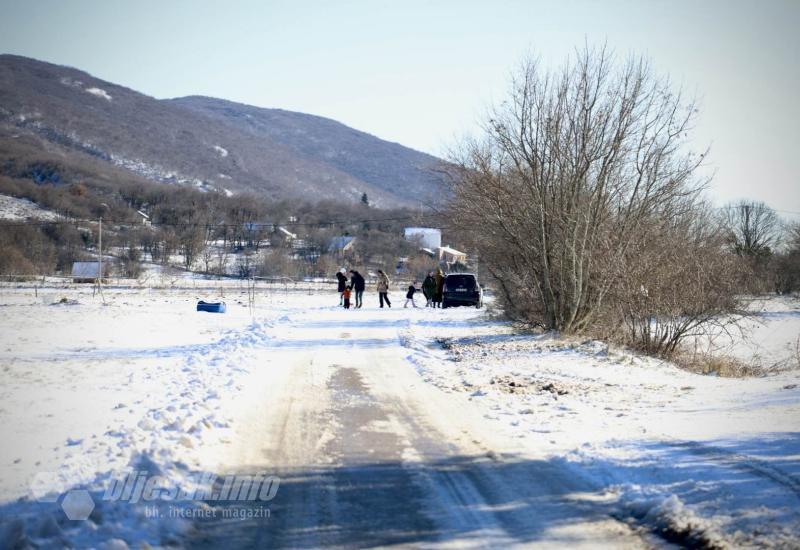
31,470 -> 280,521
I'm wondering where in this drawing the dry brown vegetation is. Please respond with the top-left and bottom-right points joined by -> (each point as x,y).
447,46 -> 748,357
672,351 -> 763,378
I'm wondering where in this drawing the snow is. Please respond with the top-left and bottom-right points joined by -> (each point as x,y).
0,287 -> 286,547
212,145 -> 228,158
402,298 -> 800,547
404,227 -> 442,249
60,77 -> 83,89
0,286 -> 797,547
86,87 -> 112,101
109,154 -> 174,183
0,194 -> 61,221
278,226 -> 297,239
691,295 -> 800,371
437,245 -> 465,256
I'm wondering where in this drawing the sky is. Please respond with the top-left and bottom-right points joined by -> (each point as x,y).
0,0 -> 798,216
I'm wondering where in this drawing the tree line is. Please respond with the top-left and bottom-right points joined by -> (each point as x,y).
0,170 -> 447,280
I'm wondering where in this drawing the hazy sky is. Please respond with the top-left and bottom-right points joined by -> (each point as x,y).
1,0 -> 798,215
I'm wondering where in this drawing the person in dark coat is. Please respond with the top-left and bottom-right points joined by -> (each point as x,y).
336,268 -> 348,306
422,272 -> 436,307
405,282 -> 421,308
433,267 -> 445,308
349,270 -> 366,308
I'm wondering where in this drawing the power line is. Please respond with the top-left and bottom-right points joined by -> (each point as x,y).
716,206 -> 800,216
0,214 -> 443,230
1,205 -> 797,230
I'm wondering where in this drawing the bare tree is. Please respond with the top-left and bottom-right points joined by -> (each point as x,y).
614,205 -> 744,356
179,224 -> 206,271
258,249 -> 300,279
723,200 -> 780,257
449,46 -> 713,334
405,253 -> 440,281
771,221 -> 800,294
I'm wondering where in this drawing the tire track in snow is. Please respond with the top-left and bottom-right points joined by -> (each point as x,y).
671,440 -> 800,499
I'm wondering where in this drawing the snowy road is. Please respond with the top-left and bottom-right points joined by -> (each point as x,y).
191,309 -> 643,548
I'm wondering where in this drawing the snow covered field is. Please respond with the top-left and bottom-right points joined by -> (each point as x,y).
0,286 -> 798,548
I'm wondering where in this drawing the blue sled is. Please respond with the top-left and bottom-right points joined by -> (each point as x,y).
197,300 -> 226,313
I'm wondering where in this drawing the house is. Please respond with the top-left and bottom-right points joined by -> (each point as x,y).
437,245 -> 467,267
71,261 -> 106,283
136,210 -> 151,225
404,227 -> 442,250
277,226 -> 297,242
328,236 -> 356,257
244,221 -> 274,232
243,222 -> 273,249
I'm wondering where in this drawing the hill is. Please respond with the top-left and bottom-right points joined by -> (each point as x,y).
0,54 -> 447,208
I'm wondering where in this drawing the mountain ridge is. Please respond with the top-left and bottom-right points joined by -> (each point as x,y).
0,54 -> 448,208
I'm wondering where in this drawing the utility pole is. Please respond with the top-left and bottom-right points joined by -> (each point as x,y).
95,215 -> 105,302
96,203 -> 109,302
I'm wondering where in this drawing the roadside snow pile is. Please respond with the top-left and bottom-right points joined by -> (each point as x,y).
561,435 -> 800,549
402,301 -> 800,547
0,194 -> 61,221
624,493 -> 726,549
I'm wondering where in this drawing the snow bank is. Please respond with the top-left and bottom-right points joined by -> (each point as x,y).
401,301 -> 800,547
0,287 -> 298,547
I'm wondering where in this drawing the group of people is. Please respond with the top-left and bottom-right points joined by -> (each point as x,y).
336,269 -> 365,309
335,267 -> 446,309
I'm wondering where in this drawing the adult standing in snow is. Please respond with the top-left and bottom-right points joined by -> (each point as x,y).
336,268 -> 348,306
433,267 -> 445,308
349,270 -> 365,308
422,272 -> 436,307
376,269 -> 392,308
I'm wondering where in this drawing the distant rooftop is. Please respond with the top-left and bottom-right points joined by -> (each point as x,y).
71,261 -> 101,278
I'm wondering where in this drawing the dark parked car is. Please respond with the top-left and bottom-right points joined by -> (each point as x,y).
442,273 -> 483,308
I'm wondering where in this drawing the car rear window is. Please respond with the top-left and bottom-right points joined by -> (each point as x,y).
445,275 -> 476,289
